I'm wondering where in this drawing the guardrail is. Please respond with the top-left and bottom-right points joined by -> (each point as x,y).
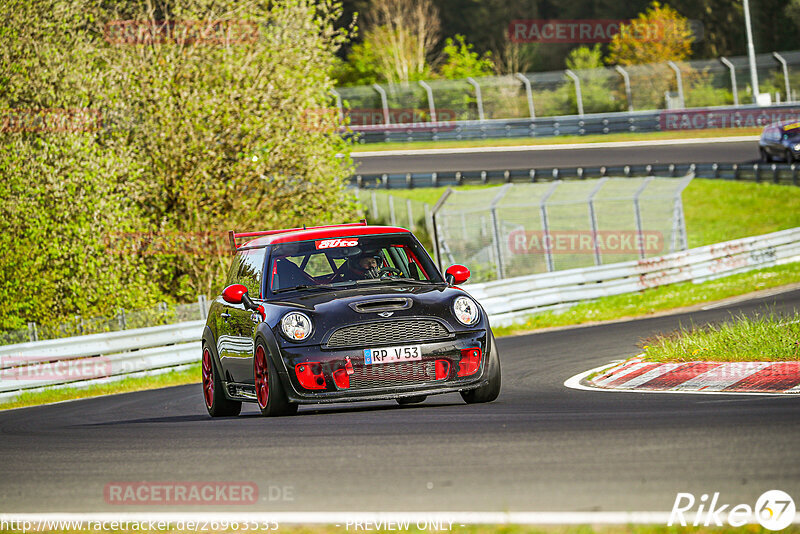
347,103 -> 800,143
465,227 -> 800,326
0,321 -> 203,401
353,162 -> 800,189
1,227 -> 798,401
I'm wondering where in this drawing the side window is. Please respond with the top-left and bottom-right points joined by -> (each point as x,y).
230,248 -> 267,298
304,253 -> 334,278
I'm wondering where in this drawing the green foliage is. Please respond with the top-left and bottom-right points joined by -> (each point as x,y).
437,35 -> 494,80
0,0 -> 358,331
566,45 -> 604,71
333,40 -> 382,86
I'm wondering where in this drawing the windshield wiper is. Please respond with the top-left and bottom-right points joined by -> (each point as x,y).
273,284 -> 335,294
354,277 -> 439,285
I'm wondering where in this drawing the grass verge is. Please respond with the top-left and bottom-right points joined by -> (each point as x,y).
492,262 -> 800,337
0,364 -> 200,411
640,311 -> 800,363
349,127 -> 761,152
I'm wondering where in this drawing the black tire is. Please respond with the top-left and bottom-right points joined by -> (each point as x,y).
254,341 -> 298,417
202,345 -> 241,417
460,343 -> 501,404
760,148 -> 772,163
396,395 -> 427,405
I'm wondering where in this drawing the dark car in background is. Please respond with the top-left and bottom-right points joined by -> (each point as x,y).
200,221 -> 501,417
759,120 -> 800,163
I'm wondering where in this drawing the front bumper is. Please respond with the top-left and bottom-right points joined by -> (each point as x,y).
277,330 -> 489,404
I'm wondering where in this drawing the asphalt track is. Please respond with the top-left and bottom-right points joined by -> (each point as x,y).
353,140 -> 758,174
1,288 -> 799,513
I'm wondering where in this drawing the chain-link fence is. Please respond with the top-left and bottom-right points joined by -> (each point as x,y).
335,50 -> 800,126
354,189 -> 436,254
0,297 -> 211,346
432,176 -> 693,283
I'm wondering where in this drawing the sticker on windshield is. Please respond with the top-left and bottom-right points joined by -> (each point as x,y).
784,122 -> 800,131
315,238 -> 359,249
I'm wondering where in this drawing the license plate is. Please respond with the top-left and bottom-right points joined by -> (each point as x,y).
364,345 -> 422,365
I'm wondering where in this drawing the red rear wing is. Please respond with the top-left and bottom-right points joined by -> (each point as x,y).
228,220 -> 368,251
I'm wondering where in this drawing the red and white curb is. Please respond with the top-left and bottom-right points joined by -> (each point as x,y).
565,356 -> 800,395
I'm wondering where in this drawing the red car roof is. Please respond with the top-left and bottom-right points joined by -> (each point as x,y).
242,225 -> 411,248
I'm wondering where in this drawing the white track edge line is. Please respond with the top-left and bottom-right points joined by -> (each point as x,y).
564,359 -> 800,396
351,135 -> 759,158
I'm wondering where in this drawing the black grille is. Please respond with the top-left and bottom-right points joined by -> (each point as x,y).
349,360 -> 436,389
326,320 -> 451,348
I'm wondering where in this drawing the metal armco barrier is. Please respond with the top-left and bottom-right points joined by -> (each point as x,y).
464,227 -> 800,326
1,227 -> 798,399
353,162 -> 800,189
348,103 -> 800,143
0,321 -> 203,401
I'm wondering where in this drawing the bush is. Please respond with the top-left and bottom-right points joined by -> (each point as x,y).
0,0 -> 357,330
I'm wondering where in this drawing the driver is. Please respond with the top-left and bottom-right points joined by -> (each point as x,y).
343,252 -> 381,279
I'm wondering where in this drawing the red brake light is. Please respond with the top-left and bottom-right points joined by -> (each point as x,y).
457,348 -> 481,377
295,362 -> 326,390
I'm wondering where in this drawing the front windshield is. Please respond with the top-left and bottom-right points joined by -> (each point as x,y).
267,233 -> 443,294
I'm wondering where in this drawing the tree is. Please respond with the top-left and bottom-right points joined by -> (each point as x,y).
607,2 -> 694,66
437,35 -> 494,79
0,0 -> 358,329
362,0 -> 441,84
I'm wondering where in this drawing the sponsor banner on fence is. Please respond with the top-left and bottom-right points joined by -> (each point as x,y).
660,107 -> 800,130
507,230 -> 664,255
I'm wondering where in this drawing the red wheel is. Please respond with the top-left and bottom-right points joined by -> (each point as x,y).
202,347 -> 215,409
254,345 -> 270,409
253,340 -> 298,417
201,345 -> 241,417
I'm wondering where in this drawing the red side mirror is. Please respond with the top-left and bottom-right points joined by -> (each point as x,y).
445,265 -> 470,285
222,284 -> 248,304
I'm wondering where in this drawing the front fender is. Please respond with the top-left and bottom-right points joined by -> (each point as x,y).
254,323 -> 294,393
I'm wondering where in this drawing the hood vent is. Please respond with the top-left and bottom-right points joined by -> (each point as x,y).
349,297 -> 412,314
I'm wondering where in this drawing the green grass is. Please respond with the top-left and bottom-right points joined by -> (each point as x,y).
640,312 -> 800,363
683,180 -> 800,248
0,364 -> 200,411
349,127 -> 761,152
492,262 -> 800,337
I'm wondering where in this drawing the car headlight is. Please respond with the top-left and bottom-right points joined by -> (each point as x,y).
280,312 -> 313,341
793,144 -> 800,151
453,296 -> 480,326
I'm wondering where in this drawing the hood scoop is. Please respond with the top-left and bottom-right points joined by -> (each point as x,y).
349,297 -> 413,314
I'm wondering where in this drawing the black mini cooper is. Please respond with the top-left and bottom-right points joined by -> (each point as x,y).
201,221 -> 501,417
